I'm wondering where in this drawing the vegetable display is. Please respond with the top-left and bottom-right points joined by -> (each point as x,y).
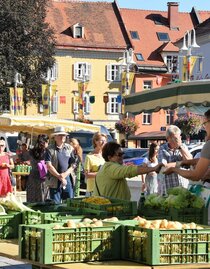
0,193 -> 35,212
144,187 -> 205,209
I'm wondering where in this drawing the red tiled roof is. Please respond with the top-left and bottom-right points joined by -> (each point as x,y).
46,0 -> 128,51
120,7 -> 210,67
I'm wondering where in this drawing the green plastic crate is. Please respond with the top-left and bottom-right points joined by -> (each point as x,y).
122,225 -> 210,265
19,222 -> 121,264
0,212 -> 22,239
139,206 -> 208,225
22,211 -> 79,225
67,197 -> 137,217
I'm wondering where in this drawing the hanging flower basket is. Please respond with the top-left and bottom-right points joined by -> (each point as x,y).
115,117 -> 138,135
76,118 -> 93,124
174,114 -> 203,136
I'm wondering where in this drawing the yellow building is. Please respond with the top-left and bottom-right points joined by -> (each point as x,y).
27,0 -> 131,133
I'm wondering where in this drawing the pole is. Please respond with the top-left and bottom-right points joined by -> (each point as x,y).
49,77 -> 52,117
14,72 -> 18,116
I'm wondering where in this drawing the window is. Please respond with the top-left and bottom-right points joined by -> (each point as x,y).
166,55 -> 178,73
197,56 -> 203,73
157,32 -> 170,41
106,93 -> 121,114
45,63 -> 58,81
166,110 -> 173,125
51,93 -> 58,113
72,23 -> 84,38
74,62 -> 91,81
135,53 -> 144,61
142,113 -> 152,124
143,81 -> 152,90
73,92 -> 90,114
106,64 -> 122,82
130,31 -> 139,40
16,73 -> 23,84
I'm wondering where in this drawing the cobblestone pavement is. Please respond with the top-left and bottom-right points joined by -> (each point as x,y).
0,256 -> 32,269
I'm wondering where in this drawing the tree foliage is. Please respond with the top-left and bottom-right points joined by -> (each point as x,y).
0,0 -> 56,107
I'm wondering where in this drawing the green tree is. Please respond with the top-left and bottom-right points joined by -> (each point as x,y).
0,0 -> 56,112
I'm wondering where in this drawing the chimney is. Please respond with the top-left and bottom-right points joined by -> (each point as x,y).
168,2 -> 179,29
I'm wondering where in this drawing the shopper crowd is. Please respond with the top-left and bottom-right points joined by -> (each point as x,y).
0,109 -> 210,208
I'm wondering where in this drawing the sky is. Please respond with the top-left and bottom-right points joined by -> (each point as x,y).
116,0 -> 210,11
86,0 -> 210,11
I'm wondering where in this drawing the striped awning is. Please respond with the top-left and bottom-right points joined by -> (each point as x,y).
125,80 -> 210,115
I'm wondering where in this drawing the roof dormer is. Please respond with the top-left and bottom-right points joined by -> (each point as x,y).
72,23 -> 84,39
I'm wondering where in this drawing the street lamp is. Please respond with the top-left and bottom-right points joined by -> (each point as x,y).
78,65 -> 88,119
180,29 -> 200,81
121,48 -> 136,114
120,48 -> 136,148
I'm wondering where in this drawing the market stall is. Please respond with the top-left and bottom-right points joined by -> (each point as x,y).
125,80 -> 210,115
0,115 -> 100,135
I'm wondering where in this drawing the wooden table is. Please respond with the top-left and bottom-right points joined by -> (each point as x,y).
12,172 -> 30,193
1,240 -> 210,269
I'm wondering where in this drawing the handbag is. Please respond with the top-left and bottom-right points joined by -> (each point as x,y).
37,160 -> 48,181
9,169 -> 16,187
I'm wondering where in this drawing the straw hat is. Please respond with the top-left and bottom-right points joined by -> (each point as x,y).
51,126 -> 68,137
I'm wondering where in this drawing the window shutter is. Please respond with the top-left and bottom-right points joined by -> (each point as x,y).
106,64 -> 111,81
84,94 -> 90,114
106,95 -> 111,113
52,95 -> 58,113
74,63 -> 79,80
54,62 -> 58,80
87,63 -> 91,81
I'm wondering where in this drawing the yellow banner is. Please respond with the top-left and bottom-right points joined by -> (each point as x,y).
42,84 -> 57,116
42,84 -> 49,116
190,56 -> 197,76
128,72 -> 135,89
78,82 -> 88,118
10,87 -> 23,115
121,71 -> 126,94
182,56 -> 187,81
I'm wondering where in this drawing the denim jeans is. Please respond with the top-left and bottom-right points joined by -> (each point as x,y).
49,176 -> 73,204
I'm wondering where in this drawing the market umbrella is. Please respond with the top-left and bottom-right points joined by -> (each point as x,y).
125,80 -> 210,115
0,115 -> 100,135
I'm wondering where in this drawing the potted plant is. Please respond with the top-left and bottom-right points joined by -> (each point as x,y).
115,117 -> 138,147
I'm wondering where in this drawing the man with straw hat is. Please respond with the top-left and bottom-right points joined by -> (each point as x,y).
45,126 -> 75,203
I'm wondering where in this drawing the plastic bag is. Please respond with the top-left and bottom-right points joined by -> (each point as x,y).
37,160 -> 47,181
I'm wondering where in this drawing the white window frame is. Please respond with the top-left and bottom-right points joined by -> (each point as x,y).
72,23 -> 84,38
143,80 -> 152,90
73,91 -> 90,114
51,92 -> 58,113
74,62 -> 91,81
166,110 -> 170,125
106,64 -> 122,82
106,93 -> 121,114
166,55 -> 178,73
142,112 -> 152,125
45,62 -> 58,81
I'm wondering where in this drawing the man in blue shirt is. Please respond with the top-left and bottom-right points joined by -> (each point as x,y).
45,126 -> 75,203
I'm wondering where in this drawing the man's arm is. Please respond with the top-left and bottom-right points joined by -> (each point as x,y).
164,157 -> 210,181
178,144 -> 192,160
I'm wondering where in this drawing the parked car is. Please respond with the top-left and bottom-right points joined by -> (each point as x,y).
123,148 -> 148,165
68,126 -> 113,160
189,143 -> 204,158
